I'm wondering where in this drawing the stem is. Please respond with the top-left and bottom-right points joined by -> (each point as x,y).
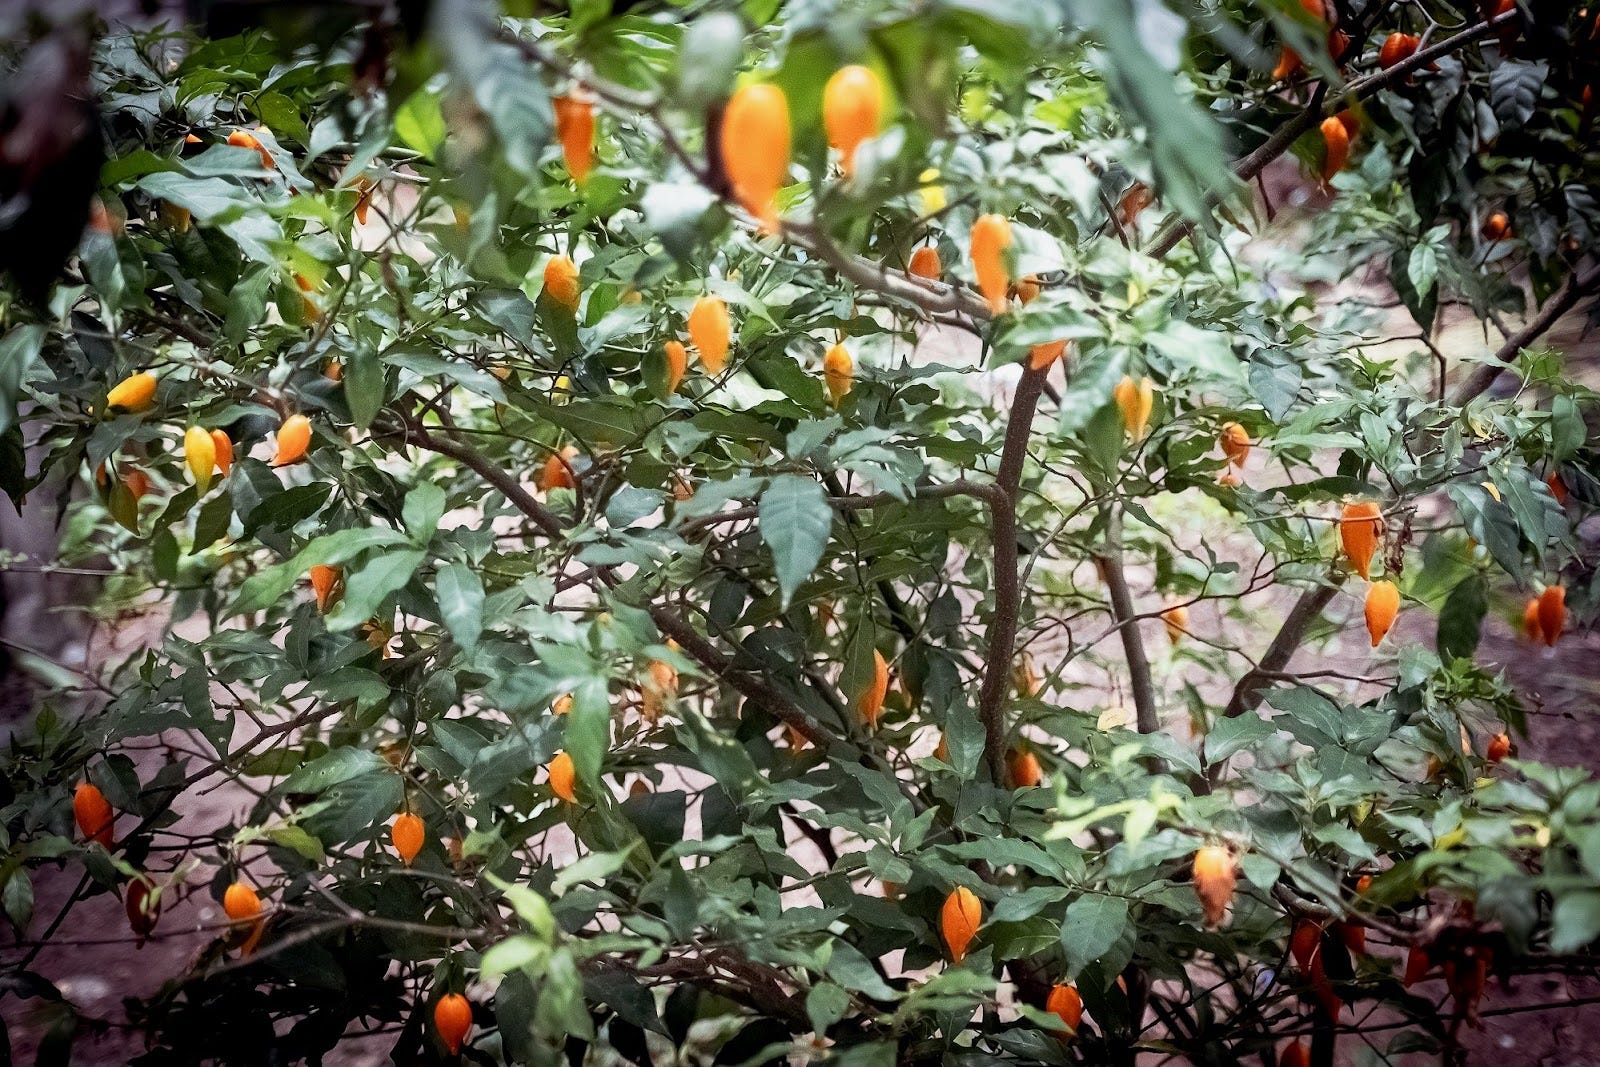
1098,506 -> 1159,735
1449,261 -> 1600,404
974,366 -> 1047,784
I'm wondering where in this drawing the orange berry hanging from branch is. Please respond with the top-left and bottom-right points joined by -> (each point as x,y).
74,782 -> 114,846
1046,983 -> 1083,1035
907,245 -> 941,280
1365,579 -> 1400,646
824,343 -> 854,406
1319,115 -> 1350,182
272,413 -> 312,467
543,255 -> 581,312
1537,584 -> 1565,646
941,885 -> 982,962
1192,845 -> 1236,927
721,83 -> 790,232
688,295 -> 731,374
433,992 -> 474,1056
857,649 -> 889,729
969,214 -> 1012,315
1114,375 -> 1155,441
1338,500 -> 1382,578
548,751 -> 577,803
1378,32 -> 1420,69
823,65 -> 884,178
390,811 -> 424,865
553,93 -> 595,184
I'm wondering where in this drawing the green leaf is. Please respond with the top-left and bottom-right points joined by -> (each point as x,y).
344,344 -> 385,431
192,492 -> 233,553
325,549 -> 427,630
402,483 -> 447,543
759,475 -> 831,608
1550,889 -> 1600,953
1059,894 -> 1129,979
806,982 -> 851,1034
1437,574 -> 1487,663
436,563 -> 485,651
281,747 -> 387,795
0,325 -> 44,438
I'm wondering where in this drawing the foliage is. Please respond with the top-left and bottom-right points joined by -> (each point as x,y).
1,0 -> 1598,1063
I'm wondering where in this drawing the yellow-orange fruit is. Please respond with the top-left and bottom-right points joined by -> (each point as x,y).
1046,983 -> 1083,1034
158,199 -> 191,233
1320,116 -> 1350,181
688,295 -> 731,373
969,214 -> 1012,315
106,371 -> 158,413
823,65 -> 884,178
227,128 -> 275,169
433,993 -> 473,1055
1339,501 -> 1382,578
1192,845 -> 1236,927
1114,375 -> 1155,440
1365,579 -> 1400,646
390,812 -> 424,865
642,655 -> 678,724
553,693 -> 573,716
1029,341 -> 1067,372
553,94 -> 595,183
324,359 -> 343,382
881,880 -> 900,898
272,414 -> 311,466
184,426 -> 216,493
1537,584 -> 1565,646
824,343 -> 854,405
908,246 -> 941,280
1279,1041 -> 1311,1067
1486,732 -> 1511,763
74,782 -> 114,846
1335,109 -> 1360,140
1522,596 -> 1544,642
934,731 -> 950,762
1013,274 -> 1042,304
544,255 -> 581,311
858,649 -> 889,729
210,430 -> 233,476
548,751 -> 576,803
722,83 -> 790,232
663,340 -> 688,394
941,885 -> 982,962
1482,212 -> 1511,241
540,446 -> 578,492
1379,32 -> 1420,69
1008,748 -> 1042,788
309,564 -> 340,613
1220,422 -> 1250,466
224,881 -> 261,921
1162,604 -> 1189,645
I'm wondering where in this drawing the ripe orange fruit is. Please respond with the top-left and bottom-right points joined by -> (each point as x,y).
1278,1041 -> 1311,1067
969,214 -> 1012,315
1008,748 -> 1043,788
1482,212 -> 1511,241
1320,115 -> 1350,181
688,295 -> 731,373
1486,732 -> 1511,763
548,751 -> 577,802
553,94 -> 595,183
227,128 -> 275,169
1378,32 -> 1420,69
941,885 -> 982,962
722,83 -> 790,232
309,565 -> 340,613
210,429 -> 233,476
907,246 -> 941,280
824,344 -> 854,405
1162,604 -> 1189,645
540,446 -> 578,493
106,371 -> 158,413
1220,422 -> 1250,466
73,782 -> 114,846
1537,584 -> 1565,646
1113,375 -> 1155,440
1338,501 -> 1382,578
662,340 -> 688,394
1192,845 -> 1236,927
822,65 -> 884,177
433,992 -> 473,1055
272,413 -> 312,466
391,811 -> 425,865
1364,579 -> 1400,646
858,649 -> 889,729
126,876 -> 160,938
1046,983 -> 1082,1034
544,255 -> 581,311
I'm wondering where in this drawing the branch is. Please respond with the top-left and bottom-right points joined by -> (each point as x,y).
1147,7 -> 1519,259
1449,261 -> 1600,404
1097,507 -> 1159,735
974,367 -> 1048,784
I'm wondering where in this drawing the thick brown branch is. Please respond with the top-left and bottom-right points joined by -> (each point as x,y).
974,367 -> 1047,783
1449,261 -> 1600,405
